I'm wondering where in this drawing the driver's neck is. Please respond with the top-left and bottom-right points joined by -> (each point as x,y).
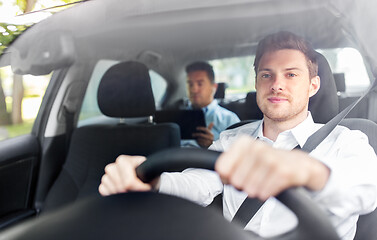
262,112 -> 308,142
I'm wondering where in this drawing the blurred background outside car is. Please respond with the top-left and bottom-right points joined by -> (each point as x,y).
0,0 -> 78,140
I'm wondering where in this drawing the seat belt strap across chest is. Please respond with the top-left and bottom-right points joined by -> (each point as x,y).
231,79 -> 377,228
302,79 -> 377,152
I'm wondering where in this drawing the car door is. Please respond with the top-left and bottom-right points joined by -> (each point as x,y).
0,64 -> 65,229
0,134 -> 39,228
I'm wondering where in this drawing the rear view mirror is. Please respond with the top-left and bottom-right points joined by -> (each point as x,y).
10,29 -> 75,75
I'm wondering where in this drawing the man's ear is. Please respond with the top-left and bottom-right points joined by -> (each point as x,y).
309,76 -> 320,97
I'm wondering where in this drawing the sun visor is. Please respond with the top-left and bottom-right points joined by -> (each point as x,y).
10,30 -> 76,75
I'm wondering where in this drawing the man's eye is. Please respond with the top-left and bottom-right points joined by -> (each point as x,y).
287,73 -> 297,77
261,74 -> 271,78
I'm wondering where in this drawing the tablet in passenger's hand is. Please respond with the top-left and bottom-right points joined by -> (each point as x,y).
154,110 -> 206,139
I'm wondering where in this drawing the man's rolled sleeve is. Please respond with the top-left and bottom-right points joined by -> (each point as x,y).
159,169 -> 223,206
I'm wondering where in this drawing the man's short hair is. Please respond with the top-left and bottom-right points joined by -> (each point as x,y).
253,31 -> 318,79
185,61 -> 215,83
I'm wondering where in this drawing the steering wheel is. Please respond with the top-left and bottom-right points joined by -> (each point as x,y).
136,147 -> 340,240
1,148 -> 339,240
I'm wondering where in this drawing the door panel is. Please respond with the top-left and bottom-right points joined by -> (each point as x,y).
0,134 -> 40,229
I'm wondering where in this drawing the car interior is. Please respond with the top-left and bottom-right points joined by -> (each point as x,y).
42,60 -> 181,211
0,0 -> 377,239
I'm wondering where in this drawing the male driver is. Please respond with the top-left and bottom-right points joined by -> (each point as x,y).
99,32 -> 377,239
182,61 -> 240,148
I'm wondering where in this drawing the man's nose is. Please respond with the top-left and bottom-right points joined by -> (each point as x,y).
271,75 -> 284,92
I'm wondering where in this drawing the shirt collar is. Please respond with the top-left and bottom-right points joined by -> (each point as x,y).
203,99 -> 218,113
256,112 -> 316,149
290,112 -> 317,147
188,99 -> 218,113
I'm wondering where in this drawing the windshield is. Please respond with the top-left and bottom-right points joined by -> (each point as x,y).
0,23 -> 30,55
0,0 -> 85,55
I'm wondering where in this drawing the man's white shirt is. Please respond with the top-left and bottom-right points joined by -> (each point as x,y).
160,112 -> 377,239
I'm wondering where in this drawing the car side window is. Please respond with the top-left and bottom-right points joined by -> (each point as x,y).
0,65 -> 50,141
210,56 -> 255,101
318,48 -> 371,94
210,48 -> 370,101
79,60 -> 167,125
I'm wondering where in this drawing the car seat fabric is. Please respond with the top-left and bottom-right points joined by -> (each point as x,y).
97,61 -> 155,118
245,92 -> 263,120
333,73 -> 346,93
43,61 -> 180,212
308,52 -> 339,123
214,82 -> 227,100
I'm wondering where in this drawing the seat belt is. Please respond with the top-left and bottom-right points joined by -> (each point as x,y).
231,79 -> 377,228
302,79 -> 377,152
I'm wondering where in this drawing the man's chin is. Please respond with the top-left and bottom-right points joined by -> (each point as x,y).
265,116 -> 289,122
191,101 -> 208,109
264,109 -> 308,123
263,110 -> 291,122
191,103 -> 202,109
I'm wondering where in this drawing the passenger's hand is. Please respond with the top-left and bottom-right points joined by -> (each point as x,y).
215,135 -> 330,201
99,155 -> 153,196
193,122 -> 214,148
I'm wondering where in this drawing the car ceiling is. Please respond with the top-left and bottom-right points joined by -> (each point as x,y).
77,0 -> 349,66
5,0 -> 361,78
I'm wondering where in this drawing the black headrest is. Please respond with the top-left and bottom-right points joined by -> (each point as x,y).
214,82 -> 227,99
97,61 -> 156,118
245,92 -> 263,119
333,73 -> 346,92
309,52 -> 339,123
